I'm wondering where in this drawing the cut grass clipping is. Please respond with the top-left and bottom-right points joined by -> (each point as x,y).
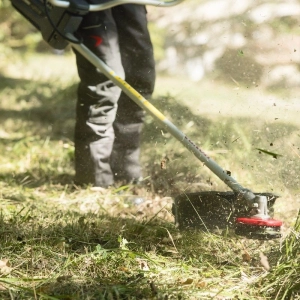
259,210 -> 300,300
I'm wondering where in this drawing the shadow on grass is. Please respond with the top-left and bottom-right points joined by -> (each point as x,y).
0,203 -> 187,299
0,76 -> 77,140
0,170 -> 74,188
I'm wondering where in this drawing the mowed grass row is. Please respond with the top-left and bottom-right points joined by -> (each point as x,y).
0,50 -> 299,299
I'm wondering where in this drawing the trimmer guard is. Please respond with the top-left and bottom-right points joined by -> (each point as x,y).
172,191 -> 279,231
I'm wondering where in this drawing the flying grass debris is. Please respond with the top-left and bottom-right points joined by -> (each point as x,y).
256,148 -> 283,159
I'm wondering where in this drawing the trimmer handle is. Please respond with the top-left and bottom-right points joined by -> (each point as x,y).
11,0 -> 183,50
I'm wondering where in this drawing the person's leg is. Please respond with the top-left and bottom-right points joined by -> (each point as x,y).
111,5 -> 156,183
74,9 -> 125,187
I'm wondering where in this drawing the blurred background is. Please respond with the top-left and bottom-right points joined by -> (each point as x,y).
2,0 -> 300,86
149,0 -> 300,88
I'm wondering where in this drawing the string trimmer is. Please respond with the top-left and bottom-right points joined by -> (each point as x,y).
11,0 -> 283,239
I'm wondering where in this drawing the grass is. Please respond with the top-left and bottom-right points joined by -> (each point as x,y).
0,49 -> 299,299
258,212 -> 300,299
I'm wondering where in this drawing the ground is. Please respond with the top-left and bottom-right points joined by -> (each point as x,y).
0,48 -> 299,299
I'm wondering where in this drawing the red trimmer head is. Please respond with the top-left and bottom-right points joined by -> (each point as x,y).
234,193 -> 283,239
235,217 -> 282,240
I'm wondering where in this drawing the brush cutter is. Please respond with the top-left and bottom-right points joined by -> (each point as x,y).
11,0 -> 283,239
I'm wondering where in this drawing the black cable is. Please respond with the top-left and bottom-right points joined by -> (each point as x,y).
43,0 -> 82,44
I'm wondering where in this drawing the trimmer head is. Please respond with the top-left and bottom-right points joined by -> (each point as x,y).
172,191 -> 283,240
235,217 -> 282,239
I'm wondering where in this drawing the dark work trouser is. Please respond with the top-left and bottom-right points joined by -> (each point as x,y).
74,5 -> 155,187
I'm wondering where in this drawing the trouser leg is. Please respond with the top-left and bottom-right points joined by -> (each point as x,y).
74,9 -> 124,187
111,5 -> 156,182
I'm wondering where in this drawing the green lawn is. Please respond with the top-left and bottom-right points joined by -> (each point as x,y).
0,49 -> 299,299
